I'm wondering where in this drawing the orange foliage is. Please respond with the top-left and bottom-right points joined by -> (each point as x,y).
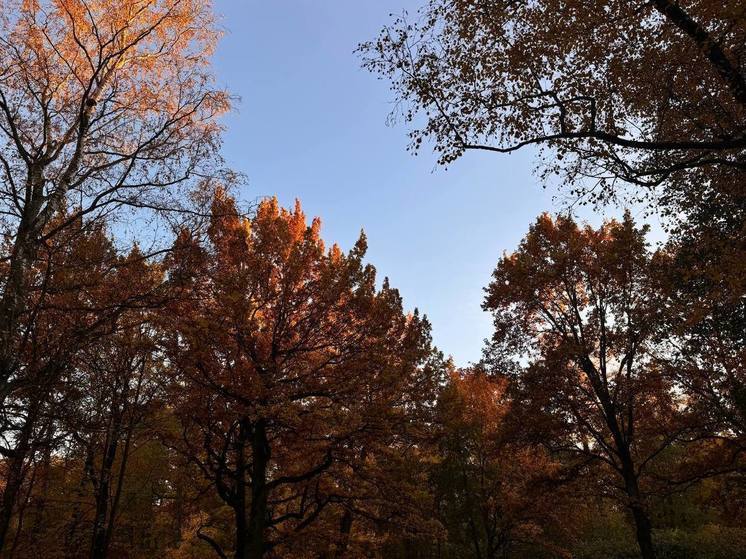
160,193 -> 442,558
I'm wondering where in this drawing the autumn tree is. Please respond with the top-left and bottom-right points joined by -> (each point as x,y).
429,369 -> 569,559
160,193 -> 442,559
653,198 -> 746,474
361,0 -> 746,199
482,212 -> 698,559
0,215 -> 164,552
0,1 -> 226,549
0,0 -> 228,404
63,310 -> 162,559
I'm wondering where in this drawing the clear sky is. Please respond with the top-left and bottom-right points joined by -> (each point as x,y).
210,1 -> 637,365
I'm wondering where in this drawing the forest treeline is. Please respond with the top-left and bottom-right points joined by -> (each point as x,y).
0,1 -> 743,558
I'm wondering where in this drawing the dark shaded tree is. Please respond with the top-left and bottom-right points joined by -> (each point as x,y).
361,0 -> 746,200
483,212 -> 694,559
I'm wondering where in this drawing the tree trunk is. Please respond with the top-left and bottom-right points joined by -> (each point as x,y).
246,419 -> 269,559
620,458 -> 655,559
0,451 -> 25,550
232,419 -> 249,559
25,447 -> 51,556
233,485 -> 248,559
66,450 -> 95,559
90,413 -> 122,559
630,501 -> 655,559
0,397 -> 39,552
0,163 -> 48,387
0,223 -> 35,385
0,178 -> 49,553
589,356 -> 656,559
333,509 -> 353,559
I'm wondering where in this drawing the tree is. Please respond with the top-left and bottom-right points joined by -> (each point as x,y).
67,313 -> 162,559
0,2 -> 226,548
0,0 -> 228,396
483,212 -> 693,559
430,369 -> 570,559
654,191 -> 746,472
160,193 -> 442,559
0,215 -> 163,552
361,0 -> 746,199
362,0 -> 746,500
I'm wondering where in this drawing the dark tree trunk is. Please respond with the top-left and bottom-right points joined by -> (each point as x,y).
89,412 -> 123,559
0,398 -> 39,552
66,449 -> 95,558
0,452 -> 25,550
24,447 -> 51,555
232,418 -> 250,559
620,455 -> 655,559
246,419 -> 269,559
583,355 -> 656,559
631,501 -> 655,559
233,467 -> 248,559
0,224 -> 35,385
334,509 -> 353,558
0,175 -> 52,553
0,165 -> 47,386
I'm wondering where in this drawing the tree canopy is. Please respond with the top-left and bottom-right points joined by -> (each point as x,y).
0,1 -> 743,558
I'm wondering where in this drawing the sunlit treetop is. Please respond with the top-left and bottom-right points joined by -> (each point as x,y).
0,0 -> 229,235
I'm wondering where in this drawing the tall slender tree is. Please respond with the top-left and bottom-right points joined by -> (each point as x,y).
483,212 -> 693,559
0,2 -> 227,549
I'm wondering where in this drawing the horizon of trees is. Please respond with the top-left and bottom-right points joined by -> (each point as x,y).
0,1 -> 743,559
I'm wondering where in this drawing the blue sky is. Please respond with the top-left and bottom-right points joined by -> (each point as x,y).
211,1 -> 639,365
